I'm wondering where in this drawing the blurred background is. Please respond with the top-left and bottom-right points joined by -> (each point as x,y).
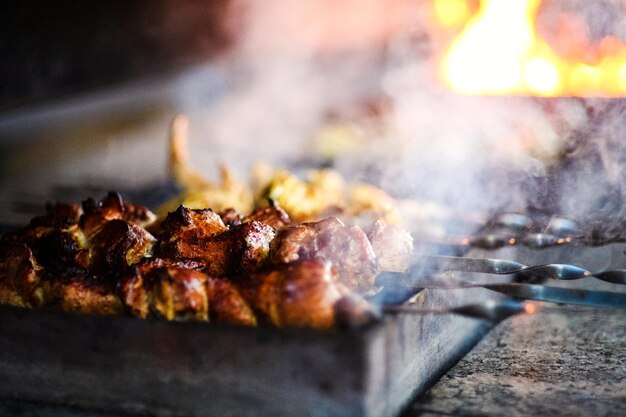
0,0 -> 624,229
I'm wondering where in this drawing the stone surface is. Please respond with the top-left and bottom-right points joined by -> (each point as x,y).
406,304 -> 626,417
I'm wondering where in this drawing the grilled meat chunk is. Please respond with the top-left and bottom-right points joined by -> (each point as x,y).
366,220 -> 414,272
159,206 -> 228,256
120,258 -> 255,325
88,219 -> 156,273
270,217 -> 378,290
81,192 -> 156,237
0,245 -> 121,315
120,261 -> 209,320
42,268 -> 122,316
159,207 -> 275,276
237,259 -> 372,329
220,201 -> 290,230
0,202 -> 88,270
218,208 -> 244,228
205,277 -> 257,326
0,244 -> 43,307
0,191 -> 384,329
243,202 -> 291,230
0,194 -> 156,311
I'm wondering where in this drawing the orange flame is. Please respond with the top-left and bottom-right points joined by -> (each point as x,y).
436,0 -> 626,97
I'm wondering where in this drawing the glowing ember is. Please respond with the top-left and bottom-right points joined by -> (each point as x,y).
437,0 -> 626,97
524,302 -> 538,314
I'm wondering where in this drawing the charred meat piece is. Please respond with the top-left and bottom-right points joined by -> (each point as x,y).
220,201 -> 289,234
270,217 -> 378,290
42,268 -> 122,316
205,277 -> 257,326
219,208 -> 244,228
88,219 -> 156,273
0,244 -> 121,315
0,202 -> 88,270
31,202 -> 83,229
366,220 -> 414,272
159,206 -> 228,256
81,192 -> 157,237
243,201 -> 291,230
0,244 -> 43,308
120,258 -> 255,325
237,259 -> 373,329
79,193 -> 157,272
159,207 -> 275,276
120,262 -> 209,321
197,220 -> 275,276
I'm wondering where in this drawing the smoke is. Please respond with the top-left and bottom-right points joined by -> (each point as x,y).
173,0 -> 626,233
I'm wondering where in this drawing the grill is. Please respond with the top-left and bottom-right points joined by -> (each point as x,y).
1,1 -> 625,416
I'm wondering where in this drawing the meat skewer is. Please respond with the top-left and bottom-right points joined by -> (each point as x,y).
1,192 -> 394,329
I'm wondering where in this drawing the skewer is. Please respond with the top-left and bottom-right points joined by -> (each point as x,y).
375,273 -> 626,310
383,299 -> 534,322
405,255 -> 626,285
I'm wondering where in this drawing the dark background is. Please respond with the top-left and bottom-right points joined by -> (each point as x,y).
0,1 -> 231,110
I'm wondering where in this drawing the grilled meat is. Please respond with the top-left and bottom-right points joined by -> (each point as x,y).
366,220 -> 414,272
243,201 -> 291,230
0,244 -> 43,307
270,217 -> 378,290
120,258 -> 255,325
42,268 -> 122,316
89,219 -> 156,273
120,261 -> 210,321
159,207 -> 275,276
0,188 -> 408,329
81,191 -> 156,236
0,194 -> 156,315
219,208 -> 244,228
205,276 -> 257,326
237,259 -> 351,329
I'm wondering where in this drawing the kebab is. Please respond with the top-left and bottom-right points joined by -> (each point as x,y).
0,118 -> 414,329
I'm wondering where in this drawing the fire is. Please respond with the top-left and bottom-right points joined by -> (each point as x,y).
437,0 -> 626,97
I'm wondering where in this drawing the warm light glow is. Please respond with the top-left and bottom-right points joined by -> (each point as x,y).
433,0 -> 472,28
525,57 -> 561,95
440,0 -> 626,97
524,302 -> 538,314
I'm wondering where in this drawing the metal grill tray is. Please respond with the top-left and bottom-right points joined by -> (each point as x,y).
3,239 -> 620,417
0,286 -> 493,417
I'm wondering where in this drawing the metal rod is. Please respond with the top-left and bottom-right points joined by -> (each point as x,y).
377,275 -> 626,310
383,299 -> 531,322
406,255 -> 626,285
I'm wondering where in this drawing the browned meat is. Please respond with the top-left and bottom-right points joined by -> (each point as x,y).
270,217 -> 378,290
32,202 -> 83,229
42,269 -> 122,316
0,244 -> 121,315
0,202 -> 88,270
88,219 -> 156,273
218,208 -> 244,228
243,202 -> 291,230
0,194 -> 156,313
333,292 -> 380,329
0,244 -> 43,307
366,220 -> 414,272
120,262 -> 209,320
0,193 -> 383,329
238,259 -> 351,329
158,206 -> 228,256
159,208 -> 275,276
81,192 -> 157,237
120,258 -> 256,325
205,277 -> 257,326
